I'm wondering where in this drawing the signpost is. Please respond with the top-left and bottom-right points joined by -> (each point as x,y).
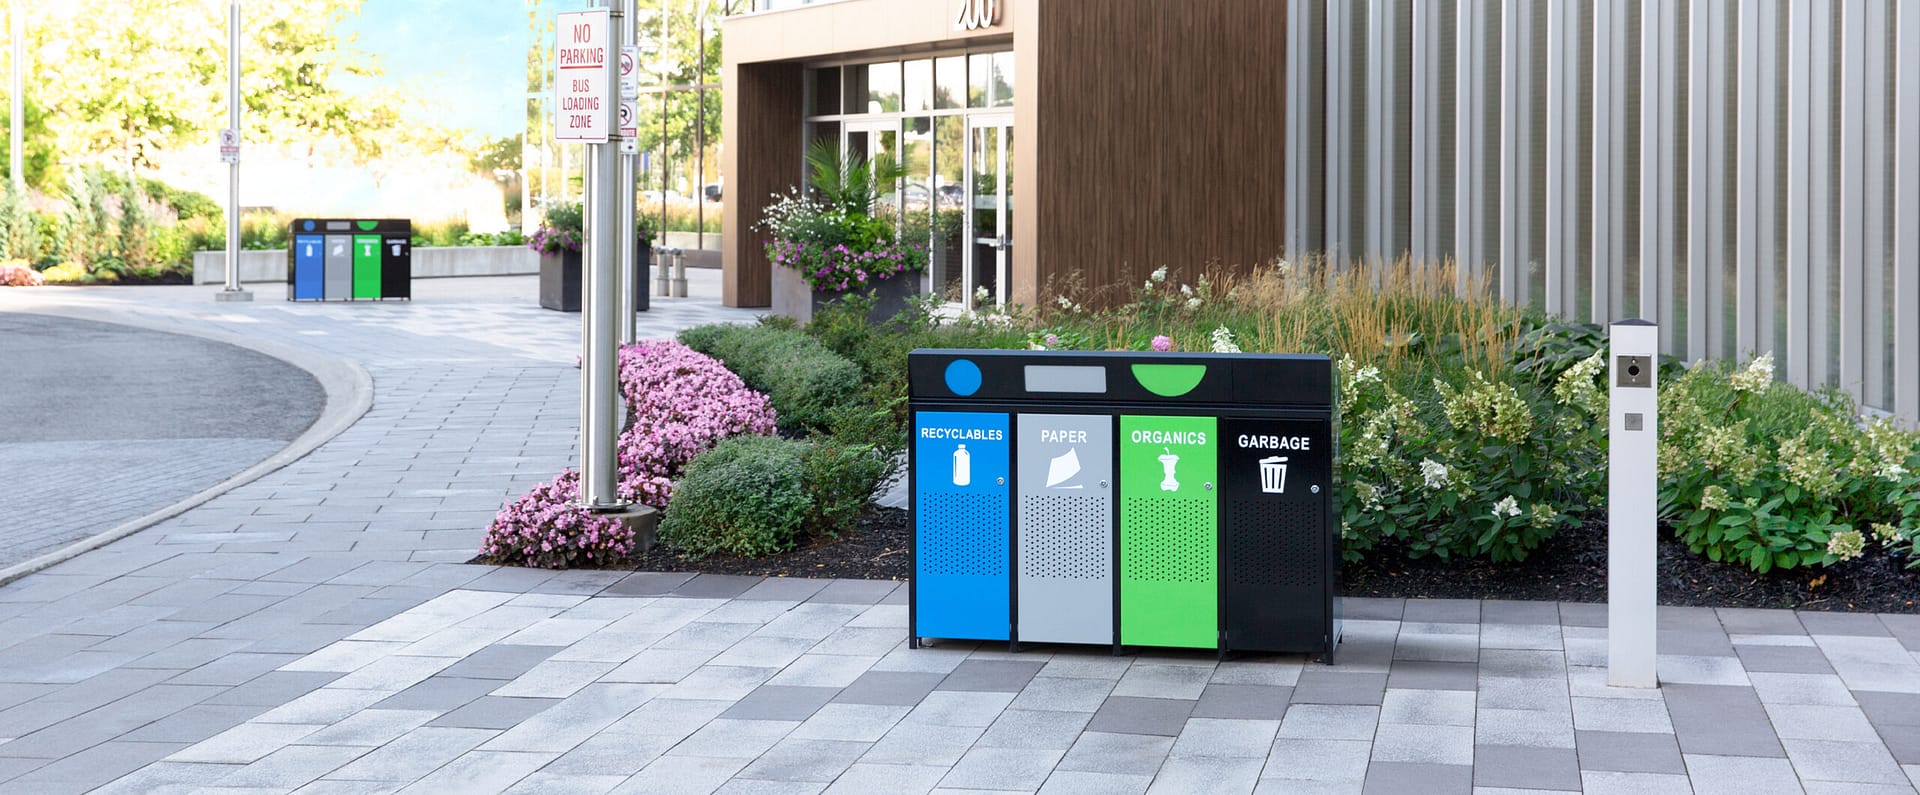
216,0 -> 251,302
560,3 -> 625,512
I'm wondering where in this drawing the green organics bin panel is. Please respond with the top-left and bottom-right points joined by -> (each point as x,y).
352,234 -> 382,298
1119,415 -> 1218,649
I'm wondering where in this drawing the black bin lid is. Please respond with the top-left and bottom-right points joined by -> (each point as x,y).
908,349 -> 1333,409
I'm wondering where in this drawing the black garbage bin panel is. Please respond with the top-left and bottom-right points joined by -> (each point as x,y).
1219,416 -> 1339,656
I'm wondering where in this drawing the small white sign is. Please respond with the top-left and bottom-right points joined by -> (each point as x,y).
618,98 -> 638,139
218,128 -> 240,163
619,46 -> 639,99
555,10 -> 611,143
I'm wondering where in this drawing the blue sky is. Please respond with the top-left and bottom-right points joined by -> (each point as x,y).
336,0 -> 534,138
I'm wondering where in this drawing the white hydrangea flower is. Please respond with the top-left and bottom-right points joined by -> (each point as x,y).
1492,496 -> 1521,519
1730,352 -> 1775,393
1150,265 -> 1168,283
1420,459 -> 1449,491
1185,297 -> 1202,310
1209,326 -> 1241,353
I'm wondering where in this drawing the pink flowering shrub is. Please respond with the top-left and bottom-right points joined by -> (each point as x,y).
615,339 -> 779,507
481,470 -> 636,568
481,340 -> 779,568
0,262 -> 43,287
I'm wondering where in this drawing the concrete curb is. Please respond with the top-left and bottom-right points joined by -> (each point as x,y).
0,308 -> 375,587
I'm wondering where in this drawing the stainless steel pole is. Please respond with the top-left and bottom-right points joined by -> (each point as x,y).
9,0 -> 22,194
580,1 -> 625,511
218,0 -> 251,301
614,0 -> 638,345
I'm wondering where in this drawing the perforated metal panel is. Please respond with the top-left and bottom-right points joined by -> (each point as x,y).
913,410 -> 1011,642
1016,412 -> 1114,646
1220,417 -> 1335,654
1118,415 -> 1218,649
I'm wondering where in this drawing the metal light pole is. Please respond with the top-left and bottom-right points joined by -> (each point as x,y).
217,0 -> 252,302
9,0 -> 22,195
579,0 -> 626,511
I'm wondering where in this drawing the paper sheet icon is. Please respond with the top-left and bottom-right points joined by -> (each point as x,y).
1046,448 -> 1083,488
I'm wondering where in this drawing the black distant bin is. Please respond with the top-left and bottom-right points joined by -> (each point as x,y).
288,219 -> 411,301
907,349 -> 1341,659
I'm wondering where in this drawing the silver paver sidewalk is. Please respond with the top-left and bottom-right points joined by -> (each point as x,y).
0,275 -> 1917,794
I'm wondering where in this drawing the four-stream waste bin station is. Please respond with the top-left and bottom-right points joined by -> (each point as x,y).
907,350 -> 1342,660
286,218 -> 412,301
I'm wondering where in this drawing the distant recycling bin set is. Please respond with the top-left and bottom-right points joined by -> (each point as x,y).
285,219 -> 412,301
907,350 -> 1343,660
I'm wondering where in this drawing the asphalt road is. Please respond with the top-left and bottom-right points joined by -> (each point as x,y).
0,311 -> 324,566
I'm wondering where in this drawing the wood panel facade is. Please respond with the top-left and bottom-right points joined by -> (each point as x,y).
722,0 -> 1289,309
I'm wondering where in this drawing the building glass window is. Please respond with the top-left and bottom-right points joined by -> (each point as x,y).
904,59 -> 934,113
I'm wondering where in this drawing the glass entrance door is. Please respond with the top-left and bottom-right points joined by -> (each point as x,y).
845,121 -> 900,222
964,115 -> 1013,311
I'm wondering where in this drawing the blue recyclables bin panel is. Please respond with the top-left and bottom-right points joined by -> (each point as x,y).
914,410 -> 1010,642
293,235 -> 324,299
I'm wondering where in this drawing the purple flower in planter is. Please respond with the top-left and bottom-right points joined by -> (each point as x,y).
1151,335 -> 1174,352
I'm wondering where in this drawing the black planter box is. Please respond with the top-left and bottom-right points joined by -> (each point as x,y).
812,272 -> 919,324
539,244 -> 654,313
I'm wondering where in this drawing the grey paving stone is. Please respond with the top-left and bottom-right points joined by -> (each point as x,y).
1797,611 -> 1892,637
1170,717 -> 1279,759
1478,649 -> 1565,680
1386,660 -> 1479,691
810,627 -> 903,658
1085,696 -> 1195,737
1291,670 -> 1388,705
807,580 -> 901,606
1857,690 -> 1920,729
216,743 -> 371,789
976,708 -> 1093,751
1882,614 -> 1920,652
1558,603 -> 1607,628
1879,724 -> 1920,765
671,718 -> 803,761
1402,599 -> 1480,624
301,709 -> 440,747
427,696 -> 559,729
118,703 -> 267,743
434,645 -> 563,681
169,721 -> 324,763
1056,730 -> 1176,776
1008,674 -> 1117,713
672,575 -> 765,600
371,676 -> 502,711
1362,761 -> 1473,795
1660,627 -> 1737,657
859,723 -> 984,767
1664,685 -> 1785,758
834,671 -> 946,706
1734,643 -> 1837,674
1580,770 -> 1694,794
1039,768 -> 1154,794
1276,704 -> 1381,741
1191,683 -> 1292,719
1572,696 -> 1675,733
710,637 -> 818,670
1575,729 -> 1687,774
1111,662 -> 1214,701
1747,672 -> 1855,706
737,578 -> 830,603
603,572 -> 697,597
617,754 -> 752,794
1765,703 -> 1883,742
722,686 -> 842,722
1,740 -> 185,792
824,762 -> 948,795
792,703 -> 913,744
1782,738 -> 1910,785
736,737 -> 872,784
1472,744 -> 1580,790
939,746 -> 1064,790
1479,600 -> 1561,625
1718,608 -> 1807,636
406,749 -> 554,792
1263,736 -> 1372,784
1373,722 -> 1473,764
1379,688 -> 1475,726
1473,707 -> 1575,749
1683,753 -> 1807,795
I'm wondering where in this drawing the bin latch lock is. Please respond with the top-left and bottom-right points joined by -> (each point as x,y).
1203,482 -> 1213,491
996,477 -> 1005,486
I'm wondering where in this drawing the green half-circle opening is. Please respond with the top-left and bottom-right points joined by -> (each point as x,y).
357,220 -> 380,231
1131,363 -> 1206,397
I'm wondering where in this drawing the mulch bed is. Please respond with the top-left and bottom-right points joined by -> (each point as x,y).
622,508 -> 1920,614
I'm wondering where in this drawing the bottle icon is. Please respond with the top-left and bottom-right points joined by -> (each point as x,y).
952,444 -> 971,486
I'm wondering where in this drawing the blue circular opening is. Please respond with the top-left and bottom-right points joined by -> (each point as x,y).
302,220 -> 315,232
944,359 -> 982,396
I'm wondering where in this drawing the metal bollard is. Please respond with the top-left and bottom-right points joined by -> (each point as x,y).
670,247 -> 688,298
1608,319 -> 1659,688
653,245 -> 671,297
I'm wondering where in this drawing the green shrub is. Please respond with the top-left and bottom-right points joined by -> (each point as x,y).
1658,354 -> 1920,572
800,438 -> 890,538
678,323 -> 863,434
659,436 -> 811,558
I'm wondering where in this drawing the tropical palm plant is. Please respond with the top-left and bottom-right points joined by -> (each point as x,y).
804,139 -> 907,217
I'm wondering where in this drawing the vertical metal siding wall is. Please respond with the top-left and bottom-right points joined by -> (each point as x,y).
1283,0 -> 1920,425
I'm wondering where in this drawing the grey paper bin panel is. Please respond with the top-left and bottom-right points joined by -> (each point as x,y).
323,235 -> 353,299
1016,413 -> 1114,645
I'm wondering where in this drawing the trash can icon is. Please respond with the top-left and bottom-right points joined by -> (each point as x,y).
1258,456 -> 1289,494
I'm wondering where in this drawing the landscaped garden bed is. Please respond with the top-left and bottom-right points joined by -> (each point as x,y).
478,250 -> 1920,614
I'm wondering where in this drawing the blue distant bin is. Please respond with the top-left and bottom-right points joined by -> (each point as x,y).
286,218 -> 411,301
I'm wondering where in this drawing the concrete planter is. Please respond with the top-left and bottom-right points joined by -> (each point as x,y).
194,245 -> 542,285
811,272 -> 920,325
538,244 -> 655,313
